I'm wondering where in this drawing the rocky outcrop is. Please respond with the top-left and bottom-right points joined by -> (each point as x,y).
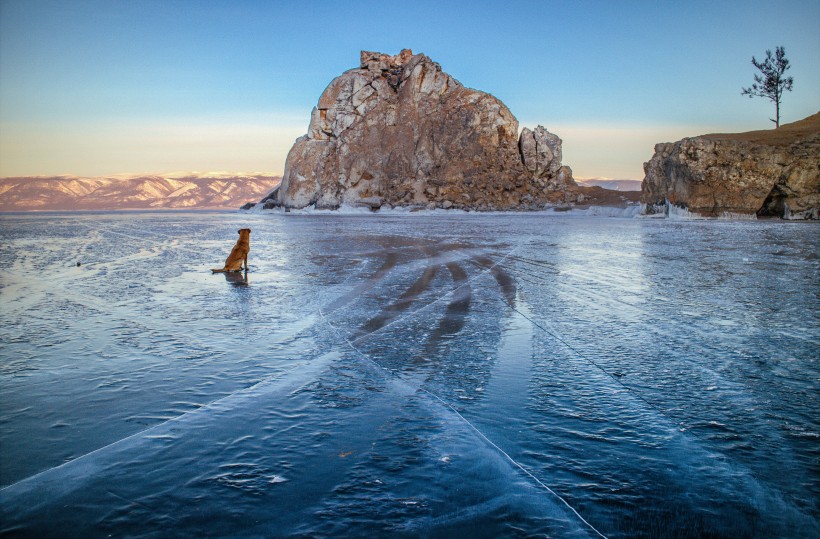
641,113 -> 820,219
270,49 -> 580,211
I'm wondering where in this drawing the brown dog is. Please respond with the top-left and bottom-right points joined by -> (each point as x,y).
212,228 -> 251,273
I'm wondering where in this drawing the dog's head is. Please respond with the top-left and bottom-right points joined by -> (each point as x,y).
237,228 -> 251,236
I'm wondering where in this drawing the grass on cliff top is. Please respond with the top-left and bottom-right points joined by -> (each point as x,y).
702,111 -> 819,147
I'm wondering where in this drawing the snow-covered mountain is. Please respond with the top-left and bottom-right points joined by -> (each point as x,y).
0,173 -> 281,211
576,178 -> 642,191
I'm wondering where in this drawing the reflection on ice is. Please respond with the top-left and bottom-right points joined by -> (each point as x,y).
223,269 -> 249,286
0,212 -> 818,537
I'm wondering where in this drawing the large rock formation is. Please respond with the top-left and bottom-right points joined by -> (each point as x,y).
642,113 -> 820,219
270,49 -> 580,211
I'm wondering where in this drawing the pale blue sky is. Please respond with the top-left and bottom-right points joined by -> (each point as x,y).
1,0 -> 818,178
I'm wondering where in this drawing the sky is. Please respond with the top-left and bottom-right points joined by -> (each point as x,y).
0,0 -> 818,180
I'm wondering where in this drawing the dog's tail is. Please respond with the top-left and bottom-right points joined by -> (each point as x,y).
211,268 -> 228,273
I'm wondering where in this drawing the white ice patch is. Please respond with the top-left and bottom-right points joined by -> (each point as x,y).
719,211 -> 757,220
641,200 -> 758,221
543,204 -> 643,218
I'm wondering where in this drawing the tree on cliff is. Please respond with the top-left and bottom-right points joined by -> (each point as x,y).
741,46 -> 793,128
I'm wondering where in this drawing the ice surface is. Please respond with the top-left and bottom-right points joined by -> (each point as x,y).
1,211 -> 818,537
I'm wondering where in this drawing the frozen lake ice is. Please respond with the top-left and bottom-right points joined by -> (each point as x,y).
0,211 -> 818,537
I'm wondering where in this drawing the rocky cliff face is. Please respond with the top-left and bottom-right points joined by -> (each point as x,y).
0,173 -> 280,211
271,50 -> 579,211
641,113 -> 819,219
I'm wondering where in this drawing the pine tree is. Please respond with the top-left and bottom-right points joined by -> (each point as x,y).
741,46 -> 794,128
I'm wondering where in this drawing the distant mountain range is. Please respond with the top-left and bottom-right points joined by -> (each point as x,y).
0,173 -> 281,211
576,178 -> 642,191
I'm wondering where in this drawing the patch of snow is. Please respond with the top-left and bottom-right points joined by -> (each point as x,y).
168,184 -> 198,198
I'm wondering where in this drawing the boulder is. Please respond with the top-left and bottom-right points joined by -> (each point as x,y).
273,49 -> 578,210
641,113 -> 820,219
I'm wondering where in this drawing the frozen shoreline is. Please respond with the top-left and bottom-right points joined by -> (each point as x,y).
246,202 -> 645,219
245,201 -> 820,222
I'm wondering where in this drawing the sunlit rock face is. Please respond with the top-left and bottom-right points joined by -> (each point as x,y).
275,49 -> 577,210
642,113 -> 820,220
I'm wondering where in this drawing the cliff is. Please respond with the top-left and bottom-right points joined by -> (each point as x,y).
641,113 -> 819,219
263,50 -> 597,211
0,173 -> 280,211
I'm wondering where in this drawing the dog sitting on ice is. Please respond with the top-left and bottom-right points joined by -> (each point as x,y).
212,228 -> 251,273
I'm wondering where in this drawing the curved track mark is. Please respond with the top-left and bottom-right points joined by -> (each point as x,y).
475,256 -> 516,307
425,262 -> 472,350
323,252 -> 398,313
354,264 -> 439,339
